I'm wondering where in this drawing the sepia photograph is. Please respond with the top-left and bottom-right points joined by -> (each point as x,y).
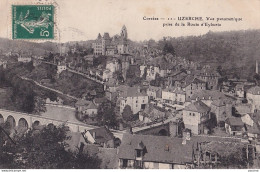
0,0 -> 260,170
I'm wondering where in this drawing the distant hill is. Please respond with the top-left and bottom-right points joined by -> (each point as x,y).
0,38 -> 60,55
0,37 -> 98,56
163,30 -> 260,79
1,29 -> 259,79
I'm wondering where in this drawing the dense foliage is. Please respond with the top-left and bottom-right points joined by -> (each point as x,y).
96,100 -> 118,128
157,30 -> 260,79
0,124 -> 101,169
122,105 -> 133,121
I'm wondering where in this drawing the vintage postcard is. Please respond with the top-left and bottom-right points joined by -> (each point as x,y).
0,0 -> 260,170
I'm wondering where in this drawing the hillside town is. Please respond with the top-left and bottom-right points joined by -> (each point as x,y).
1,25 -> 260,169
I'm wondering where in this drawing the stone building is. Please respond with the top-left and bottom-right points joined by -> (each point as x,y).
92,25 -> 129,56
183,100 -> 211,135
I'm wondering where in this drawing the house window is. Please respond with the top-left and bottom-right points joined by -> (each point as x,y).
122,159 -> 128,168
211,154 -> 216,161
153,162 -> 159,169
193,113 -> 195,116
189,113 -> 191,116
136,150 -> 142,157
135,160 -> 142,168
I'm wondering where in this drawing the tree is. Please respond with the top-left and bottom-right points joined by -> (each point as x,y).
0,124 -> 101,169
218,146 -> 248,168
33,96 -> 46,115
93,56 -> 107,67
163,41 -> 175,56
217,65 -> 223,76
113,71 -> 124,83
150,73 -> 164,87
47,91 -> 58,102
122,105 -> 133,121
97,100 -> 117,128
126,65 -> 142,86
148,39 -> 157,48
142,67 -> 147,79
65,150 -> 101,169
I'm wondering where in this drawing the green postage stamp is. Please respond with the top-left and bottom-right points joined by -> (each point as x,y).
12,5 -> 54,39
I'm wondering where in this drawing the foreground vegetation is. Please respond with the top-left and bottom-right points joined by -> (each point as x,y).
0,123 -> 101,169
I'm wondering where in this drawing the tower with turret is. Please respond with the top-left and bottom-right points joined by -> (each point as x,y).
92,25 -> 129,56
117,25 -> 129,54
120,25 -> 127,40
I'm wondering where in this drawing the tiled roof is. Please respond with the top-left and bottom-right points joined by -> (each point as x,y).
148,56 -> 174,70
247,86 -> 260,95
212,98 -> 232,107
200,141 -> 246,155
120,86 -> 147,98
117,85 -> 129,92
75,99 -> 91,106
192,78 -> 206,84
103,32 -> 110,40
118,134 -> 194,164
105,78 -> 118,87
65,131 -> 84,151
163,87 -> 185,94
191,135 -> 241,143
87,127 -> 114,145
148,85 -> 161,91
235,104 -> 252,115
235,84 -> 244,90
90,90 -> 97,96
141,103 -> 166,120
170,72 -> 188,82
163,87 -> 176,92
85,102 -> 98,110
182,75 -> 195,88
174,89 -> 185,94
246,123 -> 260,134
251,111 -> 260,124
225,117 -> 244,126
190,90 -> 227,101
94,97 -> 108,104
97,33 -> 102,39
184,100 -> 210,113
196,68 -> 220,77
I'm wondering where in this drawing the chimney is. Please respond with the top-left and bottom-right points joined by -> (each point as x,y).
164,144 -> 169,151
119,122 -> 124,130
256,60 -> 259,74
127,127 -> 133,134
182,129 -> 191,145
93,131 -> 96,139
186,131 -> 191,140
182,137 -> 186,145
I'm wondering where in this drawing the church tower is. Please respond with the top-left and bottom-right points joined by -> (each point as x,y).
120,25 -> 127,40
117,25 -> 129,55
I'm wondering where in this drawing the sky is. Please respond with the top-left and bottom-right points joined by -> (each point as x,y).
0,0 -> 260,42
